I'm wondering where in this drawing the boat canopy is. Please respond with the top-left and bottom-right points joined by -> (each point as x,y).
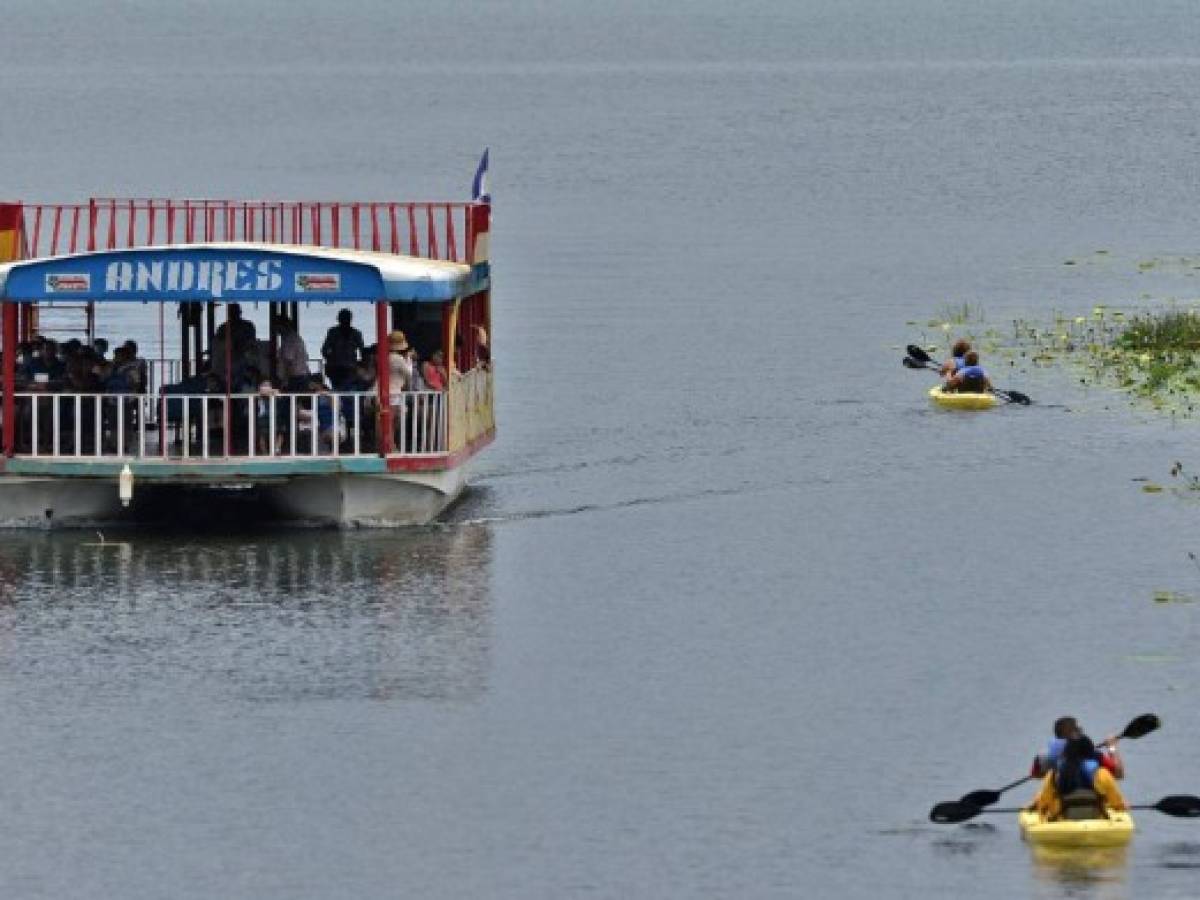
0,243 -> 486,304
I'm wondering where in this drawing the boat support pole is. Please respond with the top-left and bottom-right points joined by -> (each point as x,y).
2,303 -> 15,456
376,299 -> 392,454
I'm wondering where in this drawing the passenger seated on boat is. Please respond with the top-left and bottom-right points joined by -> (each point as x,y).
422,350 -> 447,392
252,379 -> 284,454
1032,716 -> 1125,781
295,377 -> 337,453
474,325 -> 491,370
14,341 -> 36,387
1029,735 -> 1126,822
276,318 -> 312,391
30,339 -> 65,383
119,341 -> 148,393
160,373 -> 212,445
349,356 -> 376,391
943,350 -> 991,394
408,347 -> 426,391
939,340 -> 971,378
106,345 -> 142,394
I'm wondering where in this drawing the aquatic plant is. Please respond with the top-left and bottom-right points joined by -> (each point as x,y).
933,301 -> 984,325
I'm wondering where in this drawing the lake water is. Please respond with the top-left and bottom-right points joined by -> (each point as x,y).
3,1 -> 1200,896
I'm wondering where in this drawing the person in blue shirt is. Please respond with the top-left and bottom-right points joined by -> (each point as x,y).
1032,716 -> 1125,780
939,339 -> 971,377
944,350 -> 992,394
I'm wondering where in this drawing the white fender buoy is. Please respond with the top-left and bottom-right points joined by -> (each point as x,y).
119,464 -> 134,507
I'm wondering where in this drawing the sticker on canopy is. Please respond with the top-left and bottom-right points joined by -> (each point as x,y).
295,273 -> 341,293
45,274 -> 90,293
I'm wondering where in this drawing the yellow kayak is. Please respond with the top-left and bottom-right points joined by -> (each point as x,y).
929,385 -> 999,410
1017,809 -> 1135,849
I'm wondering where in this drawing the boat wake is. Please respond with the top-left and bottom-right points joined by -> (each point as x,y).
443,484 -> 756,528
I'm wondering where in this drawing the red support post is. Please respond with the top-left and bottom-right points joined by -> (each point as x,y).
69,207 -> 80,254
442,302 -> 453,450
2,302 -> 16,456
376,300 -> 392,455
426,205 -> 438,259
30,207 -> 42,258
407,206 -> 418,255
50,207 -> 62,254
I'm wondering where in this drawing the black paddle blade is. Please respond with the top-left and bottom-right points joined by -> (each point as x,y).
903,356 -> 931,370
1154,795 -> 1200,818
907,344 -> 935,364
1123,713 -> 1161,740
930,801 -> 983,824
1002,389 -> 1032,406
959,789 -> 1002,808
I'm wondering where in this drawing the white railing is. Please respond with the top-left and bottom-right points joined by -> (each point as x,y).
12,389 -> 447,460
388,390 -> 448,457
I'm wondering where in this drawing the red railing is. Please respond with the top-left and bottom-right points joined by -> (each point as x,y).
18,199 -> 474,263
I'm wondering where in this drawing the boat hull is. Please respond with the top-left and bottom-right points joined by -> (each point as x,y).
929,385 -> 999,410
1017,810 -> 1135,849
0,467 -> 469,529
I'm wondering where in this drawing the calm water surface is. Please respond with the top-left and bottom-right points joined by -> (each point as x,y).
3,1 -> 1200,897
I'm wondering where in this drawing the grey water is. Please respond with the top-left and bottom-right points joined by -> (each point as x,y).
4,0 -> 1200,896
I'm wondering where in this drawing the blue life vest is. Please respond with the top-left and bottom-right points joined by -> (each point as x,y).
953,356 -> 966,371
959,364 -> 987,380
1055,754 -> 1100,792
1044,738 -> 1067,764
1042,738 -> 1107,778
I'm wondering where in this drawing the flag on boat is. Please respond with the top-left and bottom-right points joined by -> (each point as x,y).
472,148 -> 490,204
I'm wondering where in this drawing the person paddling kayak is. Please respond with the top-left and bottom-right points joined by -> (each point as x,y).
943,350 -> 992,394
939,339 -> 971,377
1032,716 -> 1125,780
1029,734 -> 1128,821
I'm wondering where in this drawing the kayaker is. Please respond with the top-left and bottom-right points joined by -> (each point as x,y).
943,350 -> 991,394
1032,716 -> 1125,779
939,339 -> 971,377
1029,734 -> 1127,821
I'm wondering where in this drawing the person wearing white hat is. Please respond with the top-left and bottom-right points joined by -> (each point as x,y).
386,331 -> 413,452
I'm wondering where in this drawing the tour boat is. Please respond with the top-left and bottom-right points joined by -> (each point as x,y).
0,191 -> 494,527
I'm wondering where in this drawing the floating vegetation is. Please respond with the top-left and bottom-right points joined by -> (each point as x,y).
933,301 -> 985,326
912,251 -> 1200,418
1153,590 -> 1196,604
1124,653 -> 1179,664
1001,304 -> 1200,417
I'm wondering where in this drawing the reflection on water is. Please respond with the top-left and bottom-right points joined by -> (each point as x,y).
1030,845 -> 1129,899
1155,841 -> 1200,869
932,822 -> 998,858
0,526 -> 494,703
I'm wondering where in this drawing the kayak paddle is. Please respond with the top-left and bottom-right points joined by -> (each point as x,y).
957,713 -> 1161,809
903,345 -> 1031,405
930,794 -> 1200,825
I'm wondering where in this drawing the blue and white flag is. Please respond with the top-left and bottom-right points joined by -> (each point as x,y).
471,148 -> 491,204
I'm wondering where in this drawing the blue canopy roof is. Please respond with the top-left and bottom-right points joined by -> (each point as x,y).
0,243 -> 487,304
